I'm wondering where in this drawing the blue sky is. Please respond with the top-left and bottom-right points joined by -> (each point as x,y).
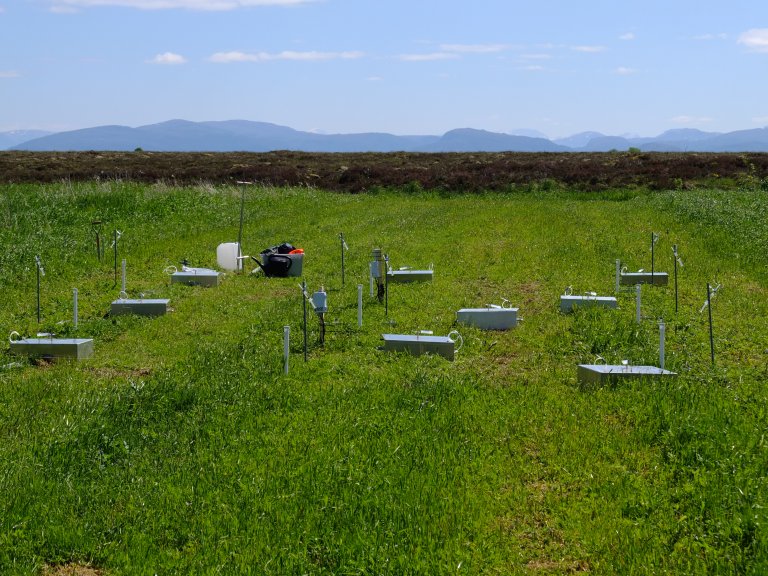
2,0 -> 768,137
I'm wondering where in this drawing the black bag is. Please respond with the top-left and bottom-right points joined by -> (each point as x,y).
261,254 -> 292,277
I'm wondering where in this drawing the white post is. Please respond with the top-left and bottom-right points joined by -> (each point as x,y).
635,284 -> 641,324
357,284 -> 363,327
659,321 -> 666,369
121,258 -> 127,293
283,325 -> 290,374
73,288 -> 78,329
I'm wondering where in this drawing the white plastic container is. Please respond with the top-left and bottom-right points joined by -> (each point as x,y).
217,242 -> 241,272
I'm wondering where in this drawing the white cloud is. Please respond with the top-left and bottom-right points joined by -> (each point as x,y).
619,32 -> 635,41
752,116 -> 768,125
570,45 -> 606,53
671,115 -> 713,125
693,33 -> 727,41
148,52 -> 187,64
739,29 -> 768,52
209,50 -> 363,63
615,66 -> 636,75
520,53 -> 552,60
397,52 -> 460,62
521,65 -> 544,71
367,76 -> 383,82
50,0 -> 313,11
0,70 -> 20,78
439,43 -> 508,54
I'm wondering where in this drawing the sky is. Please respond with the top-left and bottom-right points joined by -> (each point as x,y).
2,0 -> 768,138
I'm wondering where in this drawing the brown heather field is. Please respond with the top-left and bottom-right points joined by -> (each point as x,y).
1,150 -> 768,191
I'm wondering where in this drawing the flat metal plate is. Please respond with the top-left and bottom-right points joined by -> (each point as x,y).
382,333 -> 454,360
387,270 -> 433,283
619,272 -> 669,286
560,295 -> 617,313
111,299 -> 169,317
10,338 -> 94,359
457,308 -> 518,330
578,364 -> 676,386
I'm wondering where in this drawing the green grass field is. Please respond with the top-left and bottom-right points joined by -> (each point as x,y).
1,181 -> 767,574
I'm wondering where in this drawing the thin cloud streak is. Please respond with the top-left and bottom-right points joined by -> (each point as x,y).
671,115 -> 712,125
439,43 -> 508,54
50,0 -> 313,11
570,45 -> 606,53
148,52 -> 187,64
209,50 -> 363,62
398,52 -> 460,62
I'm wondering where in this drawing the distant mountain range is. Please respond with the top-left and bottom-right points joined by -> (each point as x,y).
5,120 -> 768,153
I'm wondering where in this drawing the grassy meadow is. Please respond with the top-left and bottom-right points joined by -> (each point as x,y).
0,180 -> 767,574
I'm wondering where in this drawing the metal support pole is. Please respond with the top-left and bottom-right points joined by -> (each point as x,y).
707,283 -> 715,366
36,261 -> 41,324
283,325 -> 290,374
651,232 -> 655,282
357,284 -> 363,327
121,258 -> 127,293
302,280 -> 308,362
384,254 -> 389,317
113,229 -> 119,287
340,232 -> 346,287
73,288 -> 79,329
635,284 -> 641,324
615,259 -> 621,294
659,320 -> 665,369
237,185 -> 246,251
673,246 -> 679,314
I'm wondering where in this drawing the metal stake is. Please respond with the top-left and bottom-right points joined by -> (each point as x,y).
707,283 -> 715,366
34,255 -> 46,324
283,325 -> 290,374
674,249 -> 679,314
302,280 -> 308,362
635,284 -> 641,324
384,254 -> 389,317
357,284 -> 363,327
340,232 -> 346,287
121,258 -> 127,293
659,320 -> 665,369
36,256 -> 42,324
113,229 -> 119,287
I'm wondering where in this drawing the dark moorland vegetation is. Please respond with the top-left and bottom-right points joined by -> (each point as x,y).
2,150 -> 768,191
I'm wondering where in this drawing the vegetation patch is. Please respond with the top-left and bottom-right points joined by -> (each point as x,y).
0,179 -> 767,574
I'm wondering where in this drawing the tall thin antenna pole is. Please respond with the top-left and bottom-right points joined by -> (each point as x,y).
673,246 -> 679,314
302,280 -> 308,362
707,283 -> 715,366
113,229 -> 118,287
237,185 -> 245,252
36,259 -> 41,324
384,254 -> 389,317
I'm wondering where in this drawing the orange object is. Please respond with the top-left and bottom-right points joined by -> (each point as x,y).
289,248 -> 304,254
